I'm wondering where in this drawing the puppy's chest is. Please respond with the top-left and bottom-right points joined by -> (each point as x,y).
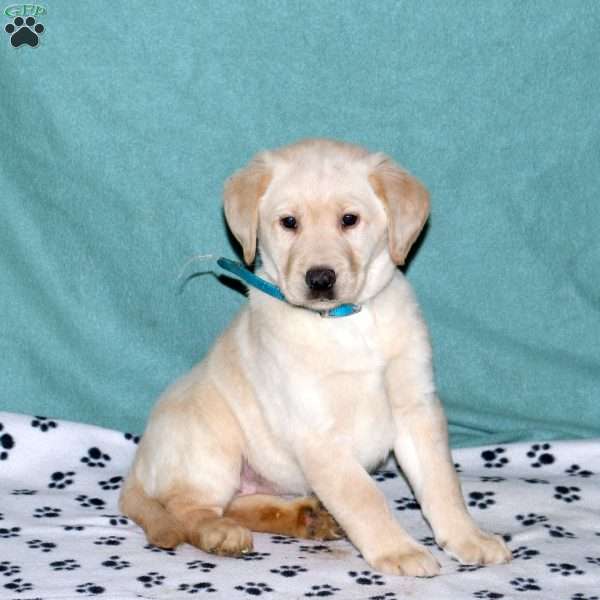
257,312 -> 394,457
305,309 -> 388,372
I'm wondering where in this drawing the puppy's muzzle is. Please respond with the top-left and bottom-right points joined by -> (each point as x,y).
305,267 -> 336,300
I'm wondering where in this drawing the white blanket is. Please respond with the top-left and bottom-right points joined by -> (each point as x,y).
1,411 -> 599,599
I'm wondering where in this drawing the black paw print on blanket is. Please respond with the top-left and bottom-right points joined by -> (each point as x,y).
98,475 -> 123,490
178,582 -> 218,594
0,423 -> 15,460
186,560 -> 217,572
94,536 -> 125,546
553,485 -> 581,503
137,572 -> 166,589
468,490 -> 496,509
270,534 -> 299,545
348,570 -> 385,586
76,582 -> 105,596
527,443 -> 555,467
144,543 -> 177,555
0,526 -> 21,538
394,496 -> 420,511
105,514 -> 128,526
270,564 -> 307,577
481,447 -> 509,468
521,476 -> 549,484
26,539 -> 55,552
516,512 -> 548,526
510,577 -> 541,592
565,464 -> 594,478
547,562 -> 585,576
419,536 -> 438,547
457,563 -> 484,573
49,471 -> 76,490
75,495 -> 106,511
4,578 -> 33,593
305,584 -> 341,597
236,550 -> 271,561
101,555 -> 131,570
31,416 -> 58,432
33,506 -> 62,519
81,447 -> 111,468
50,559 -> 80,571
234,581 -> 274,595
372,469 -> 398,482
0,561 -> 21,577
480,475 -> 505,483
298,543 -> 333,555
512,545 -> 540,560
543,524 -> 576,538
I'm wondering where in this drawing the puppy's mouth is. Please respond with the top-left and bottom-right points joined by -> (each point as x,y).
282,287 -> 354,312
303,294 -> 339,311
292,296 -> 340,314
308,288 -> 336,302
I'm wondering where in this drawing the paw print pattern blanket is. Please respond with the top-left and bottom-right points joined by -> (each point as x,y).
1,411 -> 599,599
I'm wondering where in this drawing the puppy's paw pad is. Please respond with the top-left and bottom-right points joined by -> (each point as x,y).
371,545 -> 440,577
442,530 -> 511,565
193,518 -> 253,557
298,500 -> 344,541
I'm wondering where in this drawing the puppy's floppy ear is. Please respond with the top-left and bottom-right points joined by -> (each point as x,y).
223,156 -> 272,265
368,154 -> 430,266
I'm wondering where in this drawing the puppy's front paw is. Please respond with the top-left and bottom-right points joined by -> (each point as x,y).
190,517 -> 253,556
370,544 -> 440,577
440,528 -> 511,565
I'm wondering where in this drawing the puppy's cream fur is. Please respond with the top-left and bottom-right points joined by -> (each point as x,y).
120,139 -> 511,575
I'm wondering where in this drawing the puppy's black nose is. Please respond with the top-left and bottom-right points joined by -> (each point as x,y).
305,267 -> 336,291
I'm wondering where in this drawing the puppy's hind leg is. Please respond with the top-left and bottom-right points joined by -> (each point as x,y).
163,490 -> 253,556
121,379 -> 252,556
120,479 -> 186,549
120,480 -> 254,555
225,494 -> 344,541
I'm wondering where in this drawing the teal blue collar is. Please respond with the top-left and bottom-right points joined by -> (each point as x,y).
217,258 -> 361,318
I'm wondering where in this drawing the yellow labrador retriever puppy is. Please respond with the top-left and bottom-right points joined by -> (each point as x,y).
120,138 -> 511,576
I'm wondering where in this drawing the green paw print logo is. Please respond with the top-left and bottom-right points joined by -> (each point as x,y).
4,4 -> 46,47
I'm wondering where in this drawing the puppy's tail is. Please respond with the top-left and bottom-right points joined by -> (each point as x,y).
119,478 -> 186,549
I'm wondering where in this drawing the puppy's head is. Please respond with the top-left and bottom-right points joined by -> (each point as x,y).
224,139 -> 429,310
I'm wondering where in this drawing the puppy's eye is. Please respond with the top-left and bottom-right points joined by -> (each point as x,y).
341,213 -> 359,228
280,216 -> 298,230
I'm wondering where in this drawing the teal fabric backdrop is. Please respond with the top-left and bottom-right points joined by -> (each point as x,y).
1,1 -> 599,446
